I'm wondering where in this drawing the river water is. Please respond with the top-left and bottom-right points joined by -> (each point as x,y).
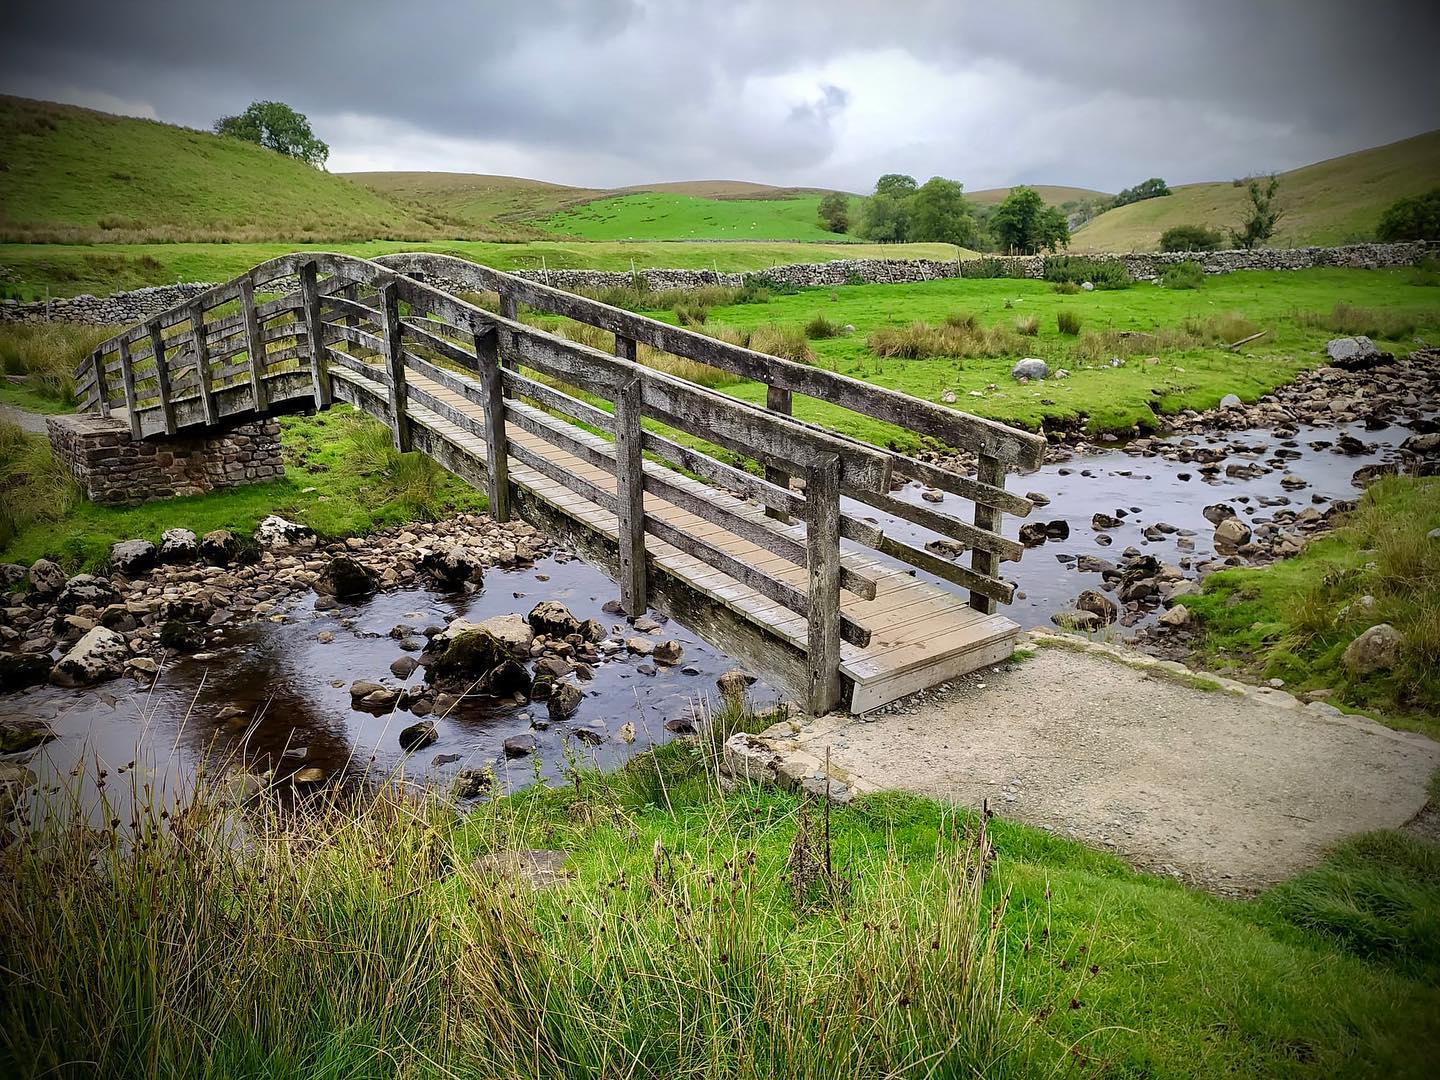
4,414 -> 1421,807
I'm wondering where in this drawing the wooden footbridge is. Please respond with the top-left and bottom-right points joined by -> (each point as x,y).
75,253 -> 1045,713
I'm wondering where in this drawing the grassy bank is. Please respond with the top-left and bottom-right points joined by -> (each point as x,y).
1185,476 -> 1440,734
0,406 -> 485,568
0,240 -> 960,301
2,727 -> 1437,1078
537,191 -> 845,241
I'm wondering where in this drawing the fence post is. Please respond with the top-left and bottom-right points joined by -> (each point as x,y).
148,321 -> 177,435
614,372 -> 647,615
764,382 -> 793,521
299,261 -> 332,409
188,301 -> 218,427
117,337 -> 142,439
377,281 -> 412,452
239,277 -> 268,413
968,453 -> 1003,614
805,452 -> 843,714
475,324 -> 509,522
497,293 -> 519,375
90,349 -> 110,419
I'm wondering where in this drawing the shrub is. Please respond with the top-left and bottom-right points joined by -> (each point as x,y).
943,311 -> 978,331
961,256 -> 1023,279
1376,188 -> 1440,243
803,314 -> 840,339
1230,174 -> 1283,249
1013,315 -> 1039,336
740,272 -> 799,297
1161,261 -> 1206,289
1056,309 -> 1082,335
1052,281 -> 1081,295
1043,255 -> 1132,289
1114,177 -> 1171,206
1159,224 -> 1225,252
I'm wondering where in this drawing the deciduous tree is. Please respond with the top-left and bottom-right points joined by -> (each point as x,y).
214,101 -> 329,168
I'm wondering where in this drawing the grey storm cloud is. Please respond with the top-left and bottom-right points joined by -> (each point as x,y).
2,0 -> 1438,191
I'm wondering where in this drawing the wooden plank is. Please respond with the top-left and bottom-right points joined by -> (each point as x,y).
497,293 -> 519,374
188,303 -> 219,427
970,454 -> 1004,614
613,372 -> 647,614
378,282 -> 412,452
475,325 -> 509,522
764,383 -> 792,522
863,490 -> 1023,561
117,338 -> 141,439
299,261 -> 332,408
239,277 -> 268,413
147,322 -> 177,436
500,368 -> 614,432
806,453 -> 843,714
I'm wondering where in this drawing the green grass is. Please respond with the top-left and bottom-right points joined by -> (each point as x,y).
3,726 -> 1437,1079
0,96 -> 457,243
652,266 -> 1440,442
536,191 -> 849,242
1186,476 -> 1440,732
0,407 -> 486,570
0,239 -> 962,301
1074,128 -> 1440,251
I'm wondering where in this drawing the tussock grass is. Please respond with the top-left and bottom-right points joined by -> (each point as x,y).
0,322 -> 119,406
803,313 -> 840,339
1161,260 -> 1206,289
1055,309 -> 1082,335
749,323 -> 815,364
1013,314 -> 1039,336
867,320 -> 1021,360
1180,310 -> 1261,344
1296,301 -> 1432,340
0,422 -> 82,550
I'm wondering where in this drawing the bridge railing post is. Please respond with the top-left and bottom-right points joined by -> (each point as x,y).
614,371 -> 647,615
239,277 -> 268,413
188,301 -> 219,427
969,452 -> 1004,614
497,293 -> 520,378
299,261 -> 332,409
474,324 -> 510,522
147,320 -> 178,436
377,281 -> 412,452
117,337 -> 142,439
89,350 -> 110,419
805,452 -> 843,714
764,382 -> 793,522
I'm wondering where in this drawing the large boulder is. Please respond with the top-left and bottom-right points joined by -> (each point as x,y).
1325,336 -> 1390,372
1011,358 -> 1048,382
110,539 -> 157,577
200,529 -> 238,565
716,668 -> 756,700
27,559 -> 66,599
56,575 -> 120,615
419,545 -> 484,591
1342,623 -> 1404,676
256,515 -> 314,548
1213,517 -> 1252,547
528,601 -> 580,638
159,528 -> 200,564
472,614 -> 534,659
482,658 -> 533,699
315,556 -> 377,600
428,627 -> 509,681
50,626 -> 128,687
548,681 -> 583,722
1075,589 -> 1119,625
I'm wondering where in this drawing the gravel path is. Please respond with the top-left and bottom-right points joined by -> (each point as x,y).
0,401 -> 48,434
733,639 -> 1440,893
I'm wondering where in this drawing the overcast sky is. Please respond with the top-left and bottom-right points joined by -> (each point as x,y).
4,1 -> 1438,193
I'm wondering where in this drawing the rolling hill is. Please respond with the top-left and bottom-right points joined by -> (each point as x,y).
0,96 -> 465,243
967,185 -> 1111,207
1072,129 -> 1440,251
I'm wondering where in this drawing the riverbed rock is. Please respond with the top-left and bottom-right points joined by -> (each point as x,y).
1203,503 -> 1237,526
159,528 -> 199,563
256,515 -> 314,547
1051,609 -> 1101,631
1342,623 -> 1404,676
0,717 -> 56,754
653,640 -> 684,666
452,768 -> 492,799
1091,513 -> 1122,531
398,720 -> 439,752
315,556 -> 377,599
1214,518 -> 1252,547
1012,358 -> 1048,381
626,636 -> 655,656
27,559 -> 66,599
527,600 -> 580,638
201,529 -> 238,565
1325,336 -> 1389,371
56,575 -> 120,615
1219,394 -> 1243,409
1075,589 -> 1119,625
1019,522 -> 1049,546
50,626 -> 128,687
503,734 -> 537,758
579,617 -> 606,643
428,627 -> 509,681
390,655 -> 420,679
0,563 -> 25,591
1158,604 -> 1192,628
419,545 -> 484,591
548,681 -> 583,721
0,651 -> 53,691
717,668 -> 757,700
110,539 -> 158,577
473,614 -> 534,658
483,658 -> 533,699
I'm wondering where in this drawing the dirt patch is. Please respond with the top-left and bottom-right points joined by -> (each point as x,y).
729,639 -> 1440,893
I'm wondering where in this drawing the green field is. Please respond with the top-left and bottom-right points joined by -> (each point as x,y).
536,191 -> 846,241
1074,129 -> 1440,251
630,266 -> 1440,441
0,97 -> 457,243
0,239 -> 962,300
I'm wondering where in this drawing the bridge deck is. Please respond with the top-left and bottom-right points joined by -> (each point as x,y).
339,366 -> 1019,712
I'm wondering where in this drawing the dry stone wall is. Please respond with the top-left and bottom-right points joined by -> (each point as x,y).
3,242 -> 1428,328
47,413 -> 283,507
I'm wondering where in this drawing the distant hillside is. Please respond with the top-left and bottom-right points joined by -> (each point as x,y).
0,96 -> 461,242
346,172 -> 838,238
968,185 -> 1111,207
1072,130 -> 1440,251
